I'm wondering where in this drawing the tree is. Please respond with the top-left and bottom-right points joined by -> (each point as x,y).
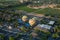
16,33 -> 22,38
29,34 -> 33,40
0,34 -> 4,40
9,36 -> 15,40
52,33 -> 59,38
20,26 -> 27,32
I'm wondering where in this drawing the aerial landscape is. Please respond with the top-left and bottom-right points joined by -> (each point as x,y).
0,0 -> 60,40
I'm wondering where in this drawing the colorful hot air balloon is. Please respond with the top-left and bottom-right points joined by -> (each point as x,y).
29,19 -> 36,26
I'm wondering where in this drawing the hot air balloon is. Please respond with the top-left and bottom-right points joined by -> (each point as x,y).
29,19 -> 36,26
22,15 -> 28,22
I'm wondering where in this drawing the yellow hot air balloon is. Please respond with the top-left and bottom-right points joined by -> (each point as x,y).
29,19 -> 36,26
22,15 -> 28,22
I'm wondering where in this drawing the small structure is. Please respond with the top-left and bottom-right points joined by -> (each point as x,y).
19,0 -> 29,3
25,23 -> 30,27
48,21 -> 55,25
8,26 -> 12,29
17,19 -> 23,24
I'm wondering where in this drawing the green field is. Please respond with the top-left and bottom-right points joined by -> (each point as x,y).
35,8 -> 60,17
15,5 -> 38,12
14,5 -> 60,17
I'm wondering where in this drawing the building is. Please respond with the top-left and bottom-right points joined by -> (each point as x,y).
30,0 -> 60,4
34,24 -> 52,32
0,0 -> 29,3
19,0 -> 24,3
0,0 -> 17,2
48,21 -> 55,25
28,0 -> 58,9
19,0 -> 29,3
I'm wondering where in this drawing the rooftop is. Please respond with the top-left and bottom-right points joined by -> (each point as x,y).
36,24 -> 52,30
48,21 -> 55,25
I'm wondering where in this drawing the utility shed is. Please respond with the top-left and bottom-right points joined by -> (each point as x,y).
48,21 -> 55,25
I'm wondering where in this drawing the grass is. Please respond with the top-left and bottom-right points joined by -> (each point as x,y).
35,8 -> 60,17
14,5 -> 60,17
15,5 -> 38,12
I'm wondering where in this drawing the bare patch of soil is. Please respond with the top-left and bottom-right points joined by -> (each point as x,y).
27,4 -> 57,9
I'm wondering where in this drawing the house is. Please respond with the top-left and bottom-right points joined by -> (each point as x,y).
17,19 -> 24,24
25,23 -> 30,27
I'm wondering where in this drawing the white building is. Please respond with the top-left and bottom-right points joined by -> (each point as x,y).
48,21 -> 55,25
37,24 -> 52,30
34,24 -> 52,32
